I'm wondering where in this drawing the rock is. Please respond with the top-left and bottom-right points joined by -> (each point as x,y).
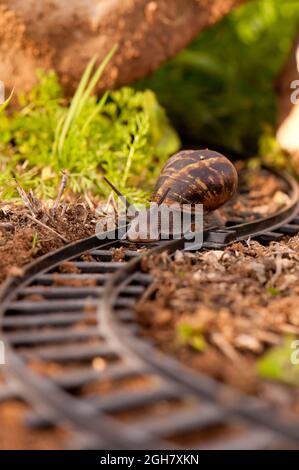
0,0 -> 247,95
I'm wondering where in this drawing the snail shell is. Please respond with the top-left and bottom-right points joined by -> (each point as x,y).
151,149 -> 238,211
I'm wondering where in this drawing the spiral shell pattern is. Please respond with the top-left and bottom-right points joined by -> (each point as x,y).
151,149 -> 238,211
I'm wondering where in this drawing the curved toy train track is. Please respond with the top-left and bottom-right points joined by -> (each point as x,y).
0,169 -> 299,449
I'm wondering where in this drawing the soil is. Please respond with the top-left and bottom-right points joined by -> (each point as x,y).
0,374 -> 69,449
0,202 -> 97,283
135,166 -> 299,413
137,238 -> 299,389
0,399 -> 69,449
218,163 -> 291,222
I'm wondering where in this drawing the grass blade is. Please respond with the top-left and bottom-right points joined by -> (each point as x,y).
57,55 -> 97,155
77,45 -> 118,118
81,91 -> 109,134
0,89 -> 14,113
57,45 -> 117,156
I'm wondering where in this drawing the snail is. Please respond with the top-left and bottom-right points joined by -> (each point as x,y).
151,149 -> 238,210
103,149 -> 238,243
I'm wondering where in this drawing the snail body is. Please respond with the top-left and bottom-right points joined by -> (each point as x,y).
151,149 -> 238,212
125,149 -> 238,243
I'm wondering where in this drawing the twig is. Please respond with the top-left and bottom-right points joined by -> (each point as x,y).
15,179 -> 36,216
52,170 -> 69,216
25,213 -> 69,243
101,176 -> 137,215
254,330 -> 280,346
60,203 -> 67,218
138,282 -> 159,304
84,193 -> 95,210
82,203 -> 89,225
28,189 -> 42,213
211,332 -> 240,363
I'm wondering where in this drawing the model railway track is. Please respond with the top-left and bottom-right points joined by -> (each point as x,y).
0,169 -> 299,449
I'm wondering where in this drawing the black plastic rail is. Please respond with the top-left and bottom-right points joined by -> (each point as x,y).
0,169 -> 298,449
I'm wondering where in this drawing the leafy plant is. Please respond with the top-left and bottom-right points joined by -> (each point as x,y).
0,54 -> 180,203
258,126 -> 289,169
178,323 -> 207,352
257,337 -> 299,386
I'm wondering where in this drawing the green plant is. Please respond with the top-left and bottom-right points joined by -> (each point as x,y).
137,0 -> 299,153
0,89 -> 14,114
31,231 -> 40,250
267,287 -> 281,297
0,54 -> 180,203
178,323 -> 207,352
258,126 -> 289,169
257,337 -> 299,386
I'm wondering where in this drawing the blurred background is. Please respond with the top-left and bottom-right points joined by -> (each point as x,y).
136,0 -> 299,154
